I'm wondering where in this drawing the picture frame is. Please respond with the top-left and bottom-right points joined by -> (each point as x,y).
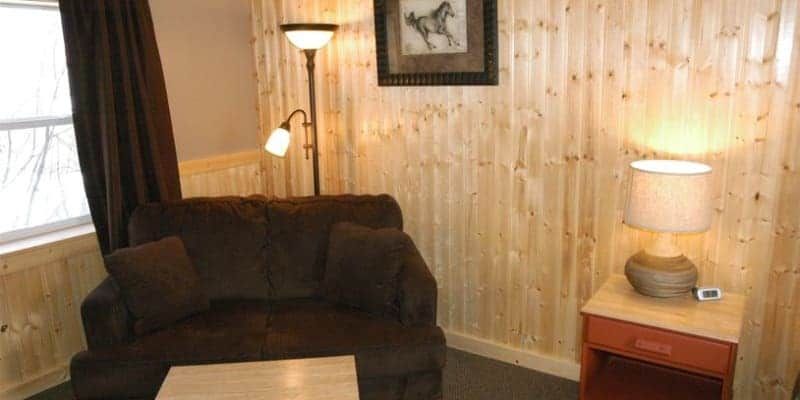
373,0 -> 498,86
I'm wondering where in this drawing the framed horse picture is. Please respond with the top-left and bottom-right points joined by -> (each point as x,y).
373,0 -> 498,86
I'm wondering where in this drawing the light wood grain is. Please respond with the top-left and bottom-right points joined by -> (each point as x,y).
179,150 -> 264,198
0,242 -> 105,400
155,356 -> 359,400
252,1 -> 800,398
582,275 -> 745,343
178,150 -> 262,175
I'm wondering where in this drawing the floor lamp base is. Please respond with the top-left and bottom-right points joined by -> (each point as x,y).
624,251 -> 698,298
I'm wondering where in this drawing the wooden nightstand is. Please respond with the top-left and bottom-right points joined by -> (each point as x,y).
580,275 -> 745,400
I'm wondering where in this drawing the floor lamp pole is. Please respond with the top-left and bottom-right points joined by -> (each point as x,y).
304,49 -> 321,196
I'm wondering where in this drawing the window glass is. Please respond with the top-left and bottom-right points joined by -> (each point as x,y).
0,2 -> 90,241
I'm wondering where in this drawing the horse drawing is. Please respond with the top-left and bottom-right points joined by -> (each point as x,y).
404,1 -> 461,51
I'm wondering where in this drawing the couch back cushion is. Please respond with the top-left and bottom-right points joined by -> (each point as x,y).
266,194 -> 403,299
128,197 -> 271,301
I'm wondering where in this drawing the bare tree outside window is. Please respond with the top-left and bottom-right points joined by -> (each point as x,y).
0,2 -> 89,241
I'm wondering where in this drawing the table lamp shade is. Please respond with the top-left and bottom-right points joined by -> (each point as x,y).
624,160 -> 713,234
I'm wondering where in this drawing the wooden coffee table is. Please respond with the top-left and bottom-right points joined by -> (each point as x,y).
155,356 -> 360,399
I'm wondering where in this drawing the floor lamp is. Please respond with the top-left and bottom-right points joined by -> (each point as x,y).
264,23 -> 338,196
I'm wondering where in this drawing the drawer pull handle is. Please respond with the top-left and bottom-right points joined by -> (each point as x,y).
634,338 -> 672,356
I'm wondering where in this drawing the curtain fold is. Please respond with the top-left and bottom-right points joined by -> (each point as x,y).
60,0 -> 182,254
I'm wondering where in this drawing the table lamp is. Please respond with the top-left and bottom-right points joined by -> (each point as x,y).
264,23 -> 338,196
623,160 -> 713,297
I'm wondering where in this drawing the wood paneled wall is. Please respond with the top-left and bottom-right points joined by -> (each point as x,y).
0,231 -> 104,400
252,0 -> 800,398
0,151 -> 264,400
179,150 -> 265,197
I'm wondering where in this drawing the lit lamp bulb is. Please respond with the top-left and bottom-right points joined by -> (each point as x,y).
264,123 -> 291,157
280,24 -> 338,50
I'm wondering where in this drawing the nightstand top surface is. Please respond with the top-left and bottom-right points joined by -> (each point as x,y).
581,275 -> 745,343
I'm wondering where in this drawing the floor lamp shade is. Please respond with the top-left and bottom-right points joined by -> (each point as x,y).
280,23 -> 337,50
623,160 -> 713,298
624,160 -> 713,233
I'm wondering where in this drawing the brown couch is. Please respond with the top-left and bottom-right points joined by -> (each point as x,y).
70,195 -> 445,400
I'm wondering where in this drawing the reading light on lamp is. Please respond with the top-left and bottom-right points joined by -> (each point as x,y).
623,159 -> 713,297
264,123 -> 291,157
265,109 -> 312,158
265,23 -> 339,196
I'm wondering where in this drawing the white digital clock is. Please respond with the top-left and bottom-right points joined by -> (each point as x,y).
692,287 -> 723,301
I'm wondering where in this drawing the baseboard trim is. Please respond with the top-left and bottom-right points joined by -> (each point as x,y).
1,363 -> 69,400
444,330 -> 581,382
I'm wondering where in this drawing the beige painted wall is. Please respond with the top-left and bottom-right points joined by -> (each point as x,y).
150,0 -> 260,161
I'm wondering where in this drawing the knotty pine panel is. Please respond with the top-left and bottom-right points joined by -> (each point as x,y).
179,150 -> 265,198
252,0 -> 800,398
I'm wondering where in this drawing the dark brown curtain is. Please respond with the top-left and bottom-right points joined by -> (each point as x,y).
60,0 -> 182,254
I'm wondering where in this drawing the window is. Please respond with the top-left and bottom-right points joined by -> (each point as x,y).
0,0 -> 89,243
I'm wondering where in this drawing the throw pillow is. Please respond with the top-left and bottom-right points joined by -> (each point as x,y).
323,222 -> 408,318
105,236 -> 209,335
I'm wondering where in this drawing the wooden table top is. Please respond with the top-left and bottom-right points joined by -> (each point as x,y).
155,356 -> 360,400
581,275 -> 745,343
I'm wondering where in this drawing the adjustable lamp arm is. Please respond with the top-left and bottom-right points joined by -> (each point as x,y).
282,109 -> 313,160
284,108 -> 310,126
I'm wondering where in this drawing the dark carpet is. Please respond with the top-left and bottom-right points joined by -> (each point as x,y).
443,348 -> 578,399
29,348 -> 578,400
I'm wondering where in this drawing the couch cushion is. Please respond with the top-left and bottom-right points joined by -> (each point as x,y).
71,300 -> 269,399
71,351 -> 171,400
84,300 -> 268,363
128,197 -> 271,300
105,236 -> 209,335
266,194 -> 403,299
263,300 -> 446,378
70,299 -> 445,399
324,222 -> 407,318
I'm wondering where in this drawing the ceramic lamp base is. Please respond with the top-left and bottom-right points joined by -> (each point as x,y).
624,250 -> 698,298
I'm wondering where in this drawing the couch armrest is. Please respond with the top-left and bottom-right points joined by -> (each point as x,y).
793,371 -> 800,400
398,242 -> 437,326
81,277 -> 131,350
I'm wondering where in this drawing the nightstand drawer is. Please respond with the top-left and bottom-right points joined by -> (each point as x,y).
585,315 -> 732,376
